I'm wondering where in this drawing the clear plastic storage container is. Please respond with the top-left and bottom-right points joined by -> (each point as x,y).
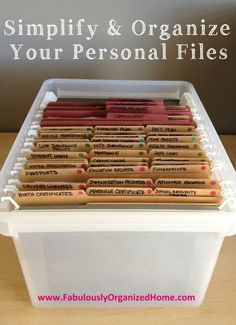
0,79 -> 235,307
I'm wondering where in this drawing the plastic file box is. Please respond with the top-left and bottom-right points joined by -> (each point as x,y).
0,79 -> 235,307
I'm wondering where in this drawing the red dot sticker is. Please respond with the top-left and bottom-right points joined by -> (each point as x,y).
146,179 -> 152,185
210,180 -> 216,185
81,164 -> 87,169
210,191 -> 216,197
200,165 -> 206,171
78,191 -> 84,195
78,184 -> 85,190
146,188 -> 153,194
76,169 -> 82,174
139,166 -> 145,172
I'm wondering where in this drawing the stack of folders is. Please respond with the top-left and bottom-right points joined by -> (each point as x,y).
14,97 -> 222,207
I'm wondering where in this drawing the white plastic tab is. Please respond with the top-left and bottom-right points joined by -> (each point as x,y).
1,196 -> 20,210
3,185 -> 18,194
28,130 -> 38,137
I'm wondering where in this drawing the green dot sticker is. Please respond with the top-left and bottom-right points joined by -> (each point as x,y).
198,152 -> 203,157
85,143 -> 90,148
138,151 -> 144,156
139,137 -> 145,142
87,132 -> 93,139
139,143 -> 144,148
191,136 -> 197,141
79,153 -> 84,158
193,144 -> 198,149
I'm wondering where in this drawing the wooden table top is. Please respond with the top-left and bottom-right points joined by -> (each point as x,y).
0,133 -> 235,325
